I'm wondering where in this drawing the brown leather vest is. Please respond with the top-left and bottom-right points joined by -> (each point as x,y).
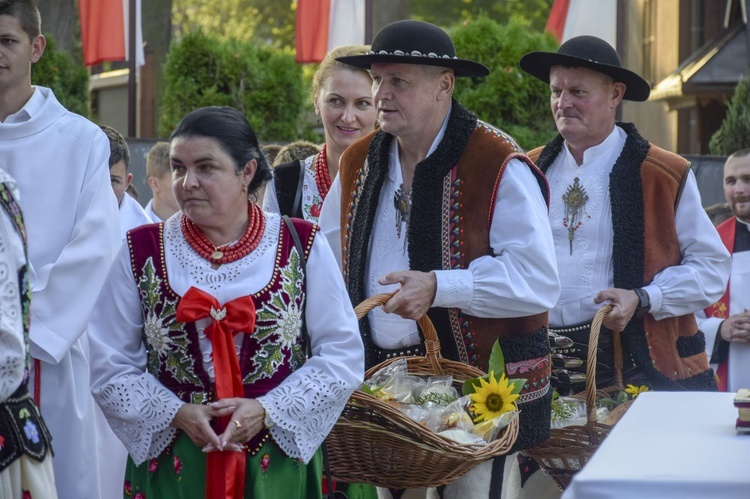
529,124 -> 714,390
340,122 -> 549,373
338,105 -> 557,452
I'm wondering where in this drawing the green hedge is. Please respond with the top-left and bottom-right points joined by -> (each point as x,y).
31,35 -> 89,118
451,15 -> 559,151
159,31 -> 307,142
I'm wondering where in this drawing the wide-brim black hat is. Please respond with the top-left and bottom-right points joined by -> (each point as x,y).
519,35 -> 651,101
336,20 -> 490,78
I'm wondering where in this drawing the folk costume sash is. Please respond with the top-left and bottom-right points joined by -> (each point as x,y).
338,99 -> 553,451
529,122 -> 716,391
176,287 -> 256,499
703,217 -> 736,391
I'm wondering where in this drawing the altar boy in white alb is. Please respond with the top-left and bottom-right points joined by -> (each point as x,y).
100,124 -> 152,238
0,1 -> 120,497
698,150 -> 750,393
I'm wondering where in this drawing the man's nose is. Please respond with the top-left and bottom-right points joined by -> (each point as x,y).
558,91 -> 573,108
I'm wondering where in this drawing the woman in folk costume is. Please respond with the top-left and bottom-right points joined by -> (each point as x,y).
263,45 -> 377,222
88,106 -> 365,499
0,168 -> 56,498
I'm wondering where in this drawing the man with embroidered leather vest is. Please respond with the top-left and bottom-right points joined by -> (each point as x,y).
515,34 -> 730,498
519,35 -> 730,393
320,19 -> 561,499
697,149 -> 750,393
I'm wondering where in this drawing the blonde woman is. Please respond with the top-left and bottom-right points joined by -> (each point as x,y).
264,45 -> 377,222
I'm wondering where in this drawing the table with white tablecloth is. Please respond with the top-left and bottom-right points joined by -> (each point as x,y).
561,391 -> 749,499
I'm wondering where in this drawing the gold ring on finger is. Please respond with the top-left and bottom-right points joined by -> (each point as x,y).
233,419 -> 242,430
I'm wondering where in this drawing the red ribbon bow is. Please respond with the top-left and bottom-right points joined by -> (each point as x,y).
176,286 -> 256,499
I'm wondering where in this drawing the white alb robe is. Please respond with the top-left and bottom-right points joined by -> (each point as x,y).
118,193 -> 152,239
144,198 -> 162,223
0,86 -> 120,499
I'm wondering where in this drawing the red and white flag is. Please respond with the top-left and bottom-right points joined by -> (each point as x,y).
79,0 -> 145,67
546,0 -> 617,47
295,0 -> 366,63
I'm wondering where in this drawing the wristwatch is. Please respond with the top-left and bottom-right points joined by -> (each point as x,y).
633,288 -> 651,318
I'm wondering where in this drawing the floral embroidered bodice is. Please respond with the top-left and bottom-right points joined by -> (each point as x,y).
128,221 -> 309,406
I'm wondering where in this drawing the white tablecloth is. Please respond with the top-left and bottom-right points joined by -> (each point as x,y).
561,391 -> 749,499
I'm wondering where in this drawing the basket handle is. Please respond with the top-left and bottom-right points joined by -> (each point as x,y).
354,293 -> 443,374
584,304 -> 623,431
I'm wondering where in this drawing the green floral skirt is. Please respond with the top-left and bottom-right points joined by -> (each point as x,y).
123,432 -> 323,499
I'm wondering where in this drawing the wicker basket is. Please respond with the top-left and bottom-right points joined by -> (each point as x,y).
325,294 -> 520,489
521,305 -> 624,490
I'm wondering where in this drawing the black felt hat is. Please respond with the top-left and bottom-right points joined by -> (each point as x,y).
519,35 -> 651,101
336,20 -> 490,78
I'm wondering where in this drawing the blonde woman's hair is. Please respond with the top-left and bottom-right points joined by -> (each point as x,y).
312,45 -> 372,103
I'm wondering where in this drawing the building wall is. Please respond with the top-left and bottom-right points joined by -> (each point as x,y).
620,0 -> 680,152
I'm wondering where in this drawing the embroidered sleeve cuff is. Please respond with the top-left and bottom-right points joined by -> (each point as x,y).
433,269 -> 473,309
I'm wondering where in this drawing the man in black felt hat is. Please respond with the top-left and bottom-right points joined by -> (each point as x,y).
519,36 -> 729,397
507,34 -> 732,499
319,19 -> 561,498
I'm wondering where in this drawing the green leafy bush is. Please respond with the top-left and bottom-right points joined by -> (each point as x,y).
31,35 -> 89,118
709,73 -> 750,155
451,15 -> 559,151
159,30 -> 307,142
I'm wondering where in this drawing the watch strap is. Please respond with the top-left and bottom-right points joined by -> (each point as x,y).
634,287 -> 650,318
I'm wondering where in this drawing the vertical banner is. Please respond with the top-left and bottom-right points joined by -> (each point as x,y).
296,0 -> 366,63
79,0 -> 126,66
546,0 -> 617,48
79,0 -> 144,67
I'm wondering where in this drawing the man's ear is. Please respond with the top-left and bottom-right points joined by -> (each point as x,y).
125,172 -> 133,188
611,82 -> 626,108
30,35 -> 46,64
437,70 -> 455,101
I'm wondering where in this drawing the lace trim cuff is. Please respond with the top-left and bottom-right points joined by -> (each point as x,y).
93,373 -> 183,465
257,368 -> 351,463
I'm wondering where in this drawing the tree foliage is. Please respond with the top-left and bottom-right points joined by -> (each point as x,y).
159,30 -> 307,141
709,73 -> 750,155
172,0 -> 295,50
413,0 -> 553,33
451,15 -> 559,150
31,35 -> 89,117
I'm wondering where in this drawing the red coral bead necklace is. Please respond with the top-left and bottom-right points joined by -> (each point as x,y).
181,202 -> 265,265
314,144 -> 332,200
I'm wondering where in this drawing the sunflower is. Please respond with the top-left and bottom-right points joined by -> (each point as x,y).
470,371 -> 519,422
625,384 -> 649,399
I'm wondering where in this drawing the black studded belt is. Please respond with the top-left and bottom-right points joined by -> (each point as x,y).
548,321 -> 638,395
371,342 -> 427,365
